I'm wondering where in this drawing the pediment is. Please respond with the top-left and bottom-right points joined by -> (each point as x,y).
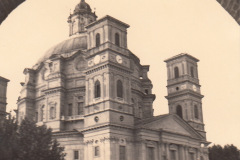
139,114 -> 203,139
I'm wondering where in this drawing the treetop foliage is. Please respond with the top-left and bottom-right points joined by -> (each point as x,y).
209,144 -> 240,160
0,118 -> 66,160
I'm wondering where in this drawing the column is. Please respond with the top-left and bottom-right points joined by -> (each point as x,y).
167,67 -> 170,79
158,142 -> 161,160
196,148 -> 200,160
185,146 -> 189,160
182,62 -> 185,75
169,65 -> 173,79
102,26 -> 105,43
85,79 -> 89,106
179,145 -> 185,160
166,143 -> 170,160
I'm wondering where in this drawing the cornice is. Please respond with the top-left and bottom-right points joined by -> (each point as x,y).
131,88 -> 144,97
167,77 -> 200,87
165,90 -> 204,100
52,130 -> 83,137
42,87 -> 66,95
164,53 -> 199,63
82,123 -> 134,134
17,97 -> 35,105
66,86 -> 85,93
86,15 -> 130,29
85,63 -> 132,75
84,108 -> 133,117
86,42 -> 130,59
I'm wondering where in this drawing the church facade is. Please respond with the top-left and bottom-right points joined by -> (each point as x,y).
16,1 -> 210,160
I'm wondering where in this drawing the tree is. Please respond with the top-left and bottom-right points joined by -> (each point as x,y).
209,144 -> 240,160
0,118 -> 66,160
0,117 -> 19,160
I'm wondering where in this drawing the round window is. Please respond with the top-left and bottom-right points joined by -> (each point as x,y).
120,116 -> 124,121
94,116 -> 99,122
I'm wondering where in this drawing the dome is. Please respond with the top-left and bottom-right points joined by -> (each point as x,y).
74,0 -> 92,14
36,35 -> 87,66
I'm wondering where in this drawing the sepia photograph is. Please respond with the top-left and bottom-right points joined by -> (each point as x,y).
0,0 -> 239,160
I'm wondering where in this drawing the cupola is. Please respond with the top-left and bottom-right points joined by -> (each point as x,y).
68,0 -> 97,36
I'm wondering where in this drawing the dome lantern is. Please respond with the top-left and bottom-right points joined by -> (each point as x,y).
68,0 -> 97,36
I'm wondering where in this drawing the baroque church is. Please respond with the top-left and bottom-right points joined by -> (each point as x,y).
16,1 -> 210,160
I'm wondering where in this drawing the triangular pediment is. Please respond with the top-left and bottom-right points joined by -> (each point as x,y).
138,114 -> 203,139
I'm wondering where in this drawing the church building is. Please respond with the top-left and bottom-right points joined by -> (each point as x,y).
16,1 -> 210,160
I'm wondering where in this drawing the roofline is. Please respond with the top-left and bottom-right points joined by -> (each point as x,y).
164,53 -> 199,63
137,114 -> 205,140
86,15 -> 130,29
0,76 -> 10,82
171,114 -> 205,139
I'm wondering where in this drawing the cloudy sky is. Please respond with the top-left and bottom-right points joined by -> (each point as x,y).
0,0 -> 239,148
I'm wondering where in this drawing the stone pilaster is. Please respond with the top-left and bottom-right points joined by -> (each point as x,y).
185,146 -> 189,160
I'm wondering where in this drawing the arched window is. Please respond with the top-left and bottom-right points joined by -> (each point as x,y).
72,21 -> 77,33
145,89 -> 149,95
95,80 -> 101,98
117,80 -> 123,98
77,102 -> 84,115
194,105 -> 199,119
115,33 -> 120,46
174,67 -> 179,78
191,66 -> 194,77
80,23 -> 84,31
96,33 -> 100,47
50,107 -> 56,119
176,105 -> 183,118
200,156 -> 204,160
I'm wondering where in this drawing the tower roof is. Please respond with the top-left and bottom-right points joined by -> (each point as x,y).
164,53 -> 199,62
0,76 -> 9,82
86,15 -> 130,29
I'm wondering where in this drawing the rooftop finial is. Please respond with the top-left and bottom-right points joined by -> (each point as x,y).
81,0 -> 85,2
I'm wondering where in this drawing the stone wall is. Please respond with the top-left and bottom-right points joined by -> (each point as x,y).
0,0 -> 25,25
216,0 -> 240,25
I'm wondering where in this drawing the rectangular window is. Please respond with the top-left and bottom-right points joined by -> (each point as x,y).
189,153 -> 195,160
68,103 -> 72,116
74,150 -> 79,160
170,150 -> 176,160
119,146 -> 126,160
148,147 -> 155,160
94,146 -> 100,157
77,102 -> 84,115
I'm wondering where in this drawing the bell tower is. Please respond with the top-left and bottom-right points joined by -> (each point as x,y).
165,53 -> 206,138
82,14 -> 137,160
